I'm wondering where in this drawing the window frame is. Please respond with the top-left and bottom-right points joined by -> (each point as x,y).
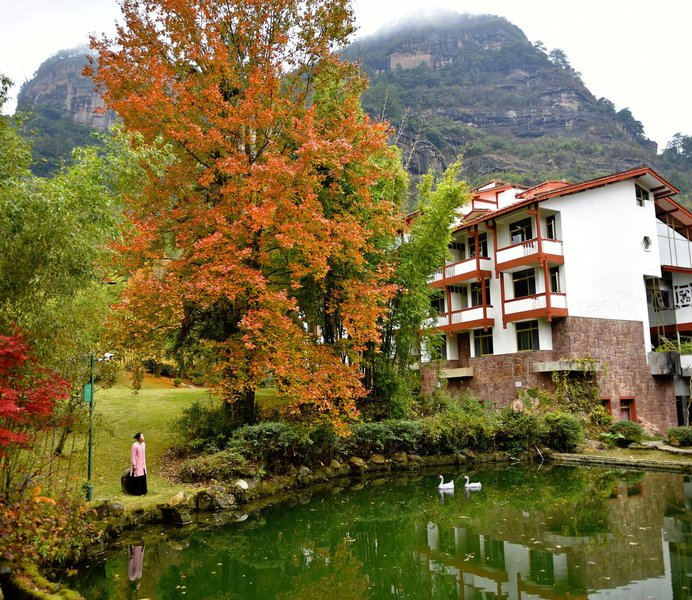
635,184 -> 649,207
549,266 -> 561,293
470,279 -> 491,307
509,217 -> 533,244
546,215 -> 557,240
513,268 -> 536,298
516,320 -> 540,351
473,328 -> 494,357
469,232 -> 489,258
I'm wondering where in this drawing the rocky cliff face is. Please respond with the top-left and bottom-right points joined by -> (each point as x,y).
344,14 -> 658,187
17,47 -> 115,131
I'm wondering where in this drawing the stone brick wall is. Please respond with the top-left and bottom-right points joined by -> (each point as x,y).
433,316 -> 677,433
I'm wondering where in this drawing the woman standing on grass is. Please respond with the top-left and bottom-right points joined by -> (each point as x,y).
130,432 -> 147,496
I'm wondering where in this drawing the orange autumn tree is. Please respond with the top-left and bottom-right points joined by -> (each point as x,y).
90,0 -> 406,429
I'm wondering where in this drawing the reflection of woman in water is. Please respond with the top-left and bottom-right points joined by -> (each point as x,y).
128,545 -> 145,581
130,433 -> 147,496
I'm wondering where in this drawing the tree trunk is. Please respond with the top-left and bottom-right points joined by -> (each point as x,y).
225,389 -> 256,427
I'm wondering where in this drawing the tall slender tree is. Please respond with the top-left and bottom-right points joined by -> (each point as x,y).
90,0 -> 404,429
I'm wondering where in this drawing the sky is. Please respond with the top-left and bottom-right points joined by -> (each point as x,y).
2,0 -> 690,151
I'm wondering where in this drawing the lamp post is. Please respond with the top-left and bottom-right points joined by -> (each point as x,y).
84,352 -> 113,501
86,353 -> 95,501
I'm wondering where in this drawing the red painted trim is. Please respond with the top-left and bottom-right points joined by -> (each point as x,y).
651,322 -> 692,335
662,265 -> 692,274
438,317 -> 495,333
496,252 -> 564,273
503,306 -> 568,323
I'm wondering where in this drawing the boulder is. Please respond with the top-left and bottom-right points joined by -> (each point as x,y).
348,456 -> 366,470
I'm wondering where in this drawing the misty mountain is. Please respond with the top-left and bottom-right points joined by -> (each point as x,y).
12,14 -> 692,203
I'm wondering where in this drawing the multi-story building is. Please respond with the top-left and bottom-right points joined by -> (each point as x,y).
427,165 -> 692,433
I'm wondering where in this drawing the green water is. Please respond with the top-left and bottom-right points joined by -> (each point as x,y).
70,464 -> 692,599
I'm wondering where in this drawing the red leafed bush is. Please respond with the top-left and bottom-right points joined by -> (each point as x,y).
0,332 -> 70,456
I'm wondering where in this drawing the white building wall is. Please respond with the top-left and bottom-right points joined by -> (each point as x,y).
542,180 -> 660,351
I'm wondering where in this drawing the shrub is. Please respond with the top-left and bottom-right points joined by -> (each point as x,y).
173,398 -> 235,455
667,426 -> 692,447
542,411 -> 583,452
176,448 -> 247,483
173,377 -> 182,387
609,420 -> 644,447
229,422 -> 311,469
421,409 -> 496,454
349,420 -> 424,456
496,408 -> 542,456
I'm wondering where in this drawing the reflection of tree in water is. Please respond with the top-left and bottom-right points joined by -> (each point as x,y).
275,544 -> 369,600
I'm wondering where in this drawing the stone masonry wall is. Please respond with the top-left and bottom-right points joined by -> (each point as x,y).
439,316 -> 677,433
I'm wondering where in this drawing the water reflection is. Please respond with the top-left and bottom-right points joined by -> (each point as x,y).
71,465 -> 692,599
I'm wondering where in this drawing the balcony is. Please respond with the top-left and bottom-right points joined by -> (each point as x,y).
434,305 -> 494,332
495,237 -> 564,273
504,292 -> 568,323
430,257 -> 493,288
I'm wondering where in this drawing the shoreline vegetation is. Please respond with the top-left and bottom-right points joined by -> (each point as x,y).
5,374 -> 692,599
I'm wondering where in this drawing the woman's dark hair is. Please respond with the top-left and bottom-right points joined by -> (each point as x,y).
134,432 -> 143,441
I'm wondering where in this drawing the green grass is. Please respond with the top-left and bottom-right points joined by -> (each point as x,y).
90,373 -> 213,508
86,373 -> 280,509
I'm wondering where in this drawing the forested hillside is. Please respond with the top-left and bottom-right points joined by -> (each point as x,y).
342,13 -> 692,205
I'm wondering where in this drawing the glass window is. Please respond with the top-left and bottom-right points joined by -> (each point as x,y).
513,269 -> 536,298
516,320 -> 539,351
620,398 -> 635,421
474,328 -> 493,356
635,184 -> 649,206
431,295 -> 445,313
546,215 -> 557,240
470,280 -> 491,306
549,266 -> 561,293
509,217 -> 533,244
469,232 -> 488,257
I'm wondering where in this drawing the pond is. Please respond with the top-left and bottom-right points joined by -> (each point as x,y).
70,463 -> 692,599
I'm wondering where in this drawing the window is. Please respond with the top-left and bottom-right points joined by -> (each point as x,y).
469,232 -> 488,257
449,285 -> 468,309
449,240 -> 465,259
619,398 -> 636,421
431,295 -> 445,313
546,215 -> 557,240
516,320 -> 539,351
635,184 -> 649,206
513,269 -> 536,298
549,266 -> 561,293
642,236 -> 652,251
470,280 -> 491,306
474,328 -> 494,356
601,398 -> 612,414
509,217 -> 533,244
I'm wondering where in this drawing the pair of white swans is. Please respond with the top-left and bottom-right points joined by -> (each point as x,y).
438,475 -> 481,490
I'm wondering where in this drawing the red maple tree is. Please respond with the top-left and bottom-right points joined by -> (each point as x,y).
90,0 -> 405,428
0,332 -> 70,460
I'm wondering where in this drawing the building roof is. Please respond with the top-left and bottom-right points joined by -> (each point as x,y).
456,165 -> 688,234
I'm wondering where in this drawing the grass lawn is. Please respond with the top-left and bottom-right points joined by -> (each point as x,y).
89,372 -> 212,508
87,372 -> 279,509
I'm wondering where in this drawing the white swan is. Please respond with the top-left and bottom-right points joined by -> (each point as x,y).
438,475 -> 454,490
463,475 -> 481,490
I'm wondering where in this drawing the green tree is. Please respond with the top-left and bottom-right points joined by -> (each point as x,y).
364,162 -> 469,417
